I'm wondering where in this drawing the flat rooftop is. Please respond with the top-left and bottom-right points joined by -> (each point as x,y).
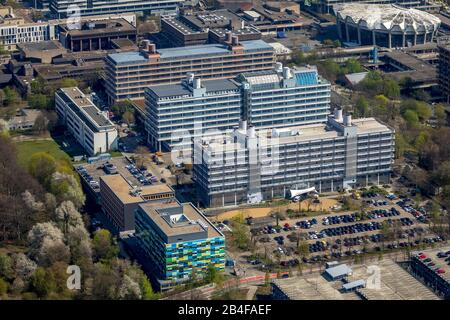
18,40 -> 65,52
59,87 -> 114,130
147,78 -> 240,99
383,51 -> 437,82
201,117 -> 392,152
273,274 -> 360,300
100,174 -> 174,205
60,19 -> 135,36
349,259 -> 440,300
108,39 -> 273,64
139,201 -> 222,239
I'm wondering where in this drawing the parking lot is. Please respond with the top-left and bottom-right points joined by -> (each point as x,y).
235,192 -> 445,270
74,155 -> 168,198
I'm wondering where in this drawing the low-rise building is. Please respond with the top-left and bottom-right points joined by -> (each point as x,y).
134,200 -> 225,288
55,87 -> 118,156
99,173 -> 175,232
193,110 -> 395,207
160,9 -> 261,47
1,109 -> 45,131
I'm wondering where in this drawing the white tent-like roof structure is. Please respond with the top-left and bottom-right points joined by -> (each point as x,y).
336,4 -> 441,32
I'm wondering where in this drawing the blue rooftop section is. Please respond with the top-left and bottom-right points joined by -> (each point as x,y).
158,44 -> 230,60
295,70 -> 318,86
108,51 -> 148,64
108,40 -> 273,64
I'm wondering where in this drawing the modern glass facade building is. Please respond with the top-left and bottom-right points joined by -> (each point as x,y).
193,110 -> 395,207
134,201 -> 225,283
104,38 -> 275,105
144,65 -> 330,152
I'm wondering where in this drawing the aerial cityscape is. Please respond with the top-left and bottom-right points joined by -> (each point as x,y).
0,0 -> 450,305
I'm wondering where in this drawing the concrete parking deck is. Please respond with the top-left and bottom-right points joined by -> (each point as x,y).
350,259 -> 440,300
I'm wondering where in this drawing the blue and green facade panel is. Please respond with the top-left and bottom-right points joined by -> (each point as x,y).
135,207 -> 225,281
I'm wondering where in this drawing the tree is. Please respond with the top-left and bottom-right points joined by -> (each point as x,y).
383,79 -> 400,99
27,222 -> 70,267
28,152 -> 57,187
0,254 -> 13,281
32,114 -> 48,134
231,221 -> 250,251
205,263 -> 224,286
414,131 -> 429,150
435,103 -> 447,127
344,58 -> 363,74
141,276 -> 160,300
59,78 -> 78,88
118,275 -> 142,299
29,94 -> 51,109
3,87 -> 19,106
0,277 -> 8,297
30,267 -> 56,298
54,201 -> 84,234
12,253 -> 37,281
0,136 -> 45,241
67,225 -> 93,269
355,96 -> 369,117
403,110 -> 419,126
134,146 -> 148,170
50,172 -> 85,208
297,239 -> 309,259
122,110 -> 135,126
92,229 -> 119,262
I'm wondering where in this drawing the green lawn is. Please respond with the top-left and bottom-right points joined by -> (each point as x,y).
15,139 -> 72,168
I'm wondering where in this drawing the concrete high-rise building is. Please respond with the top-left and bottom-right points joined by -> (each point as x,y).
145,65 -> 330,152
50,0 -> 182,18
104,38 -> 275,105
193,110 -> 395,207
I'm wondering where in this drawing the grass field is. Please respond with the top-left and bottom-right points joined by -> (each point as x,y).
15,139 -> 72,167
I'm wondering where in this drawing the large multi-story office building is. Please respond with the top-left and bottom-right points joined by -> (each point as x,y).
104,37 -> 275,105
99,174 -> 175,233
50,0 -> 183,18
193,110 -> 395,207
145,64 -> 330,152
134,200 -> 225,289
145,75 -> 242,152
58,18 -> 137,52
55,87 -> 118,156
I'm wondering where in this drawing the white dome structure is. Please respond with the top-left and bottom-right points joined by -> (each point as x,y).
336,4 -> 441,48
